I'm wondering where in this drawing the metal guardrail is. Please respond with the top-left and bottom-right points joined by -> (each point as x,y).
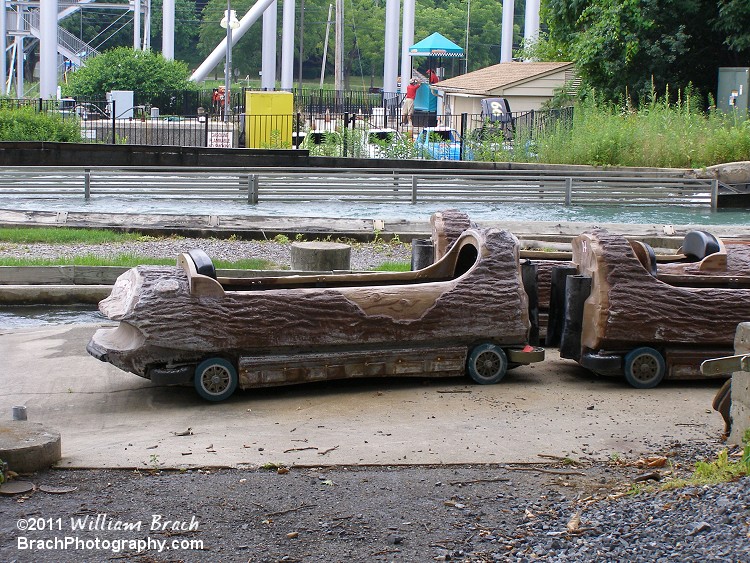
0,166 -> 720,208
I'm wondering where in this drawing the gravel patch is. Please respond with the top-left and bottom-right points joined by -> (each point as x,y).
0,238 -> 413,270
1,442 -> 747,562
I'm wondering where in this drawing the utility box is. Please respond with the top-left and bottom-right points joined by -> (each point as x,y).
106,90 -> 134,119
717,67 -> 749,115
244,91 -> 294,149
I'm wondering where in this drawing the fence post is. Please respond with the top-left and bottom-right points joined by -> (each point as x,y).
248,174 -> 259,204
710,179 -> 719,210
343,112 -> 349,157
296,112 -> 301,149
459,113 -> 467,161
110,100 -> 116,144
84,169 -> 91,200
411,175 -> 418,204
564,177 -> 573,206
204,114 -> 210,147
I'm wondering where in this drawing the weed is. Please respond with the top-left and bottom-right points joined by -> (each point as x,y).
294,233 -> 305,242
260,462 -> 282,471
147,454 -> 162,473
273,234 -> 290,244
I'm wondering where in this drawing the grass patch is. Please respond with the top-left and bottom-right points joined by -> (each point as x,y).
0,254 -> 278,270
0,227 -> 144,244
371,261 -> 411,272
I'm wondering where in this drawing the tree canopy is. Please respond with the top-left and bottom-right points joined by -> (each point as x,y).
63,47 -> 195,99
539,0 -> 750,102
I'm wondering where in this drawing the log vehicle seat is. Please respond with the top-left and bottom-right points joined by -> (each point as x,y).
630,240 -> 658,277
187,249 -> 217,279
681,231 -> 720,262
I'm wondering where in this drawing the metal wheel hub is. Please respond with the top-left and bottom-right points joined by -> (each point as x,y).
202,366 -> 230,393
477,352 -> 501,377
633,356 -> 658,381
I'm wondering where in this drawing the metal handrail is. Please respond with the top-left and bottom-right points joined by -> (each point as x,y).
25,10 -> 99,63
0,166 -> 718,208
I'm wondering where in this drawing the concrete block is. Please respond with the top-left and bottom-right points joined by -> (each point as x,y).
0,421 -> 61,473
290,242 -> 351,271
729,322 -> 750,445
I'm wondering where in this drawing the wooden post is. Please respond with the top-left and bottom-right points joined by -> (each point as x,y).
290,241 -> 351,271
711,179 -> 719,210
564,177 -> 572,206
411,175 -> 418,204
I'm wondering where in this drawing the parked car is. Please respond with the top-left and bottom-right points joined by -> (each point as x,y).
557,229 -> 750,388
414,127 -> 471,161
87,228 -> 544,401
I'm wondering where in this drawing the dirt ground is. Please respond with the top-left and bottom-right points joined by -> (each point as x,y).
0,445 -> 728,563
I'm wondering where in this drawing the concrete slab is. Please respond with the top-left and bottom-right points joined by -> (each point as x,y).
0,324 -> 725,470
0,421 -> 61,472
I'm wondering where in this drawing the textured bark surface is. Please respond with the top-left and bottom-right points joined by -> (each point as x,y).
96,229 -> 529,376
430,209 -> 472,261
576,230 -> 750,350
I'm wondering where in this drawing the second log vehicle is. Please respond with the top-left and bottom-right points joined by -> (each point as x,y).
557,229 -> 750,388
87,228 -> 544,401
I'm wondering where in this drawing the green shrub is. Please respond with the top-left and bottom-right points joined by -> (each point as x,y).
0,106 -> 82,142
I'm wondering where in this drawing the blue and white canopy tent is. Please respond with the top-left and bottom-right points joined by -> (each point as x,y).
408,33 -> 464,116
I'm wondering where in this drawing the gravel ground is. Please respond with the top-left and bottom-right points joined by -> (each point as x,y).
1,442 -> 747,563
0,238 -> 413,271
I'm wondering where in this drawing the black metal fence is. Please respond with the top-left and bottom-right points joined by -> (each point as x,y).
2,95 -> 573,161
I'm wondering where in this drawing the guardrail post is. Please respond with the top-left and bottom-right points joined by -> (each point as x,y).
84,169 -> 91,200
710,179 -> 719,210
411,175 -> 418,204
564,177 -> 573,206
248,174 -> 259,204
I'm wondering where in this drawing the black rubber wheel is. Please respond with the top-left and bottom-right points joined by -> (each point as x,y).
194,358 -> 238,402
623,347 -> 666,389
467,343 -> 508,385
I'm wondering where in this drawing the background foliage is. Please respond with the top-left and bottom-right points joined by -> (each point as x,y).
0,107 -> 82,142
63,47 -> 196,99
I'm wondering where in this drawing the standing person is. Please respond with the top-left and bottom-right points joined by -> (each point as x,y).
426,68 -> 439,84
402,78 -> 420,126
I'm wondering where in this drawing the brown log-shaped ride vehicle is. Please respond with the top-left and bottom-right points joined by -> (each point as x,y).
558,229 -> 750,388
87,228 -> 544,401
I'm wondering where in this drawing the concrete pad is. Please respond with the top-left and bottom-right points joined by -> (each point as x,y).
0,324 -> 725,469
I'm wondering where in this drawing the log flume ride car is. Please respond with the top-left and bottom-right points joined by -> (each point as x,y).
88,228 -> 544,401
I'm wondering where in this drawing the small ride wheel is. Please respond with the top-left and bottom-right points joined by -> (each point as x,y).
623,347 -> 666,389
467,343 -> 508,385
194,358 -> 238,402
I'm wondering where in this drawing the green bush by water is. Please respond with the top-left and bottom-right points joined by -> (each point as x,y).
0,106 -> 83,142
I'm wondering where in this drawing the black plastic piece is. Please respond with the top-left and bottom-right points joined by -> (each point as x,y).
580,351 -> 622,377
187,248 -> 216,279
682,231 -> 720,262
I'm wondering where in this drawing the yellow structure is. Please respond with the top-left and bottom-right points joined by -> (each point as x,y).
244,91 -> 294,148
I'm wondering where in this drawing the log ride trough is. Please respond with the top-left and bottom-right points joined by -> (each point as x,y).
87,227 -> 545,401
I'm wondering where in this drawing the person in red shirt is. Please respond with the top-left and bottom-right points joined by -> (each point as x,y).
402,78 -> 420,125
426,69 -> 439,84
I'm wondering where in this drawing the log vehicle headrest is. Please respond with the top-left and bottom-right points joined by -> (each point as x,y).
681,231 -> 720,262
630,240 -> 658,276
187,249 -> 216,279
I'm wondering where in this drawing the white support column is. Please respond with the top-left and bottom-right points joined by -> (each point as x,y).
261,1 -> 277,90
400,0 -> 415,94
0,1 -> 6,93
143,0 -> 151,50
500,0 -> 514,62
523,0 -> 540,57
334,0 -> 343,91
190,0 -> 278,82
280,0 -> 294,90
383,0 -> 399,97
39,0 -> 58,99
14,4 -> 23,98
133,0 -> 141,50
162,0 -> 174,59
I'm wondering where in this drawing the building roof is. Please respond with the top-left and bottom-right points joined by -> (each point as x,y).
436,62 -> 575,95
